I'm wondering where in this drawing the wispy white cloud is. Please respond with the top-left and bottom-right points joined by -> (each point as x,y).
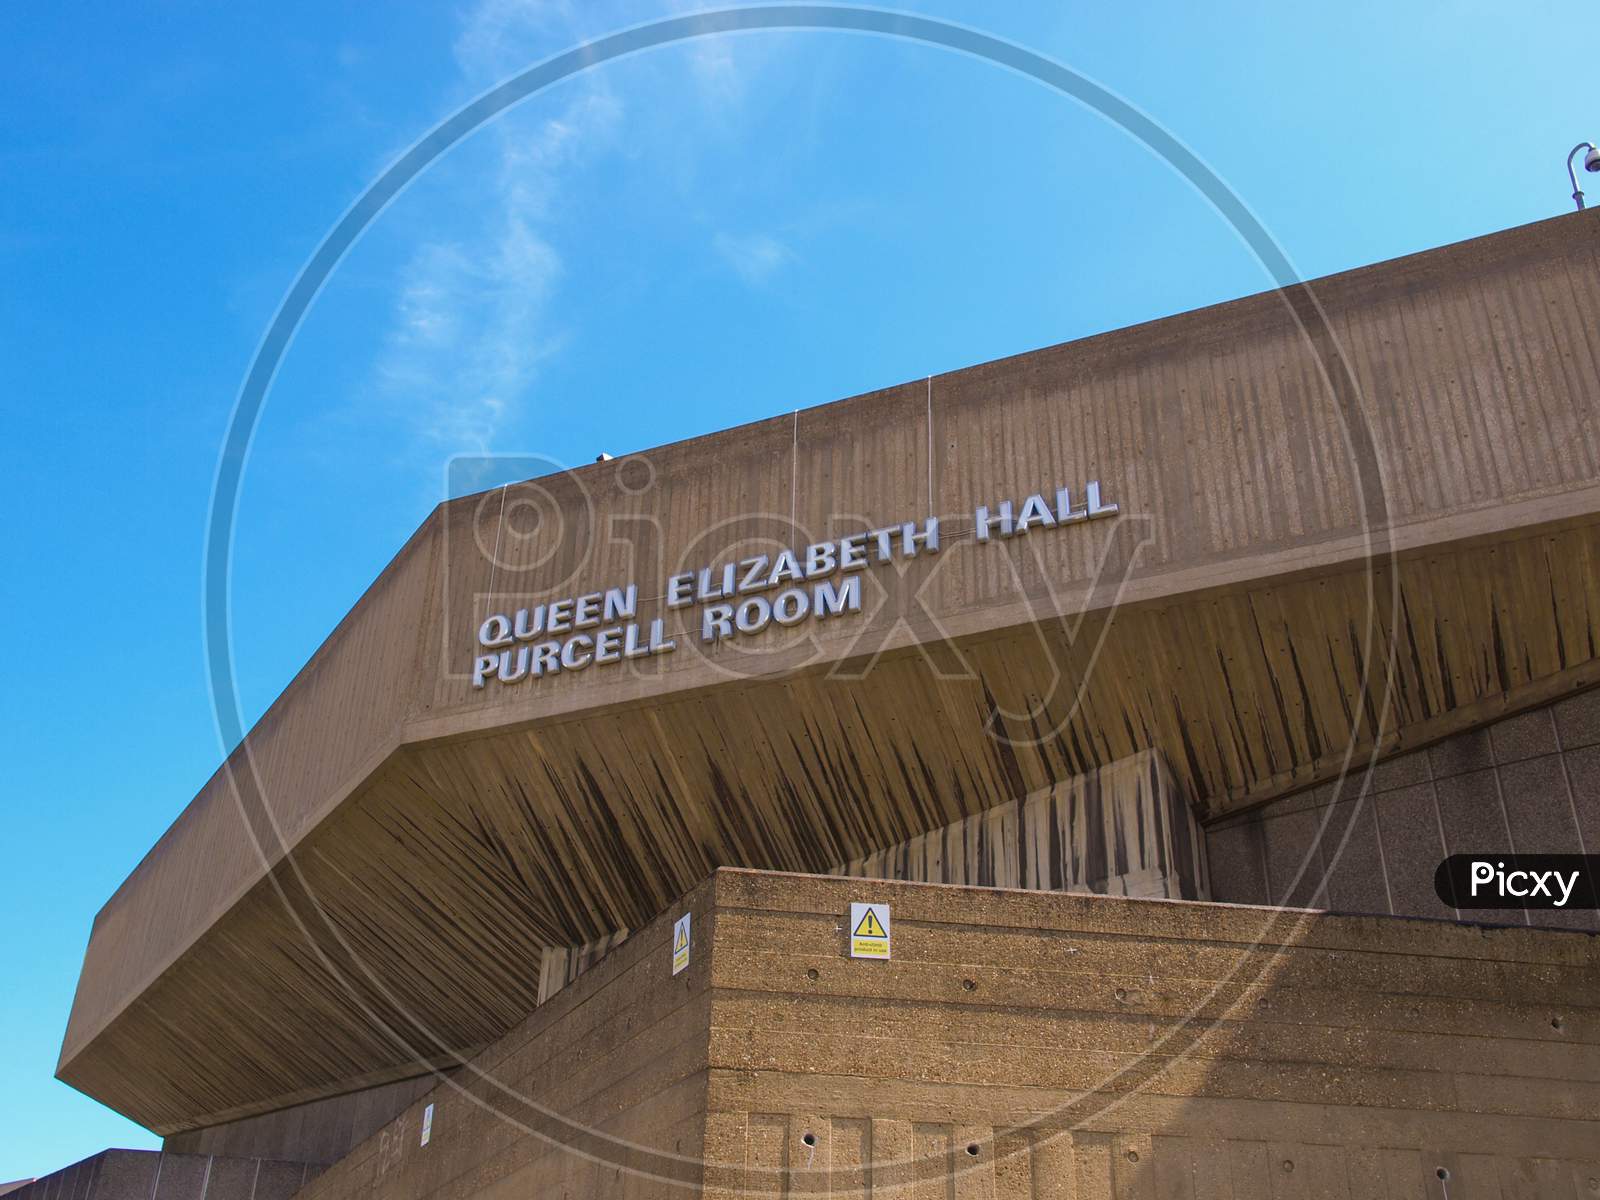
370,0 -> 618,456
454,0 -> 579,84
712,230 -> 795,285
369,0 -> 818,457
681,33 -> 746,108
377,220 -> 563,452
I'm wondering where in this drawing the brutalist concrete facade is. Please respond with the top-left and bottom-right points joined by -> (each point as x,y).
41,210 -> 1600,1196
283,870 -> 1600,1200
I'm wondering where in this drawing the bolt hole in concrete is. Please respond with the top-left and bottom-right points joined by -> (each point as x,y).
1125,1150 -> 1139,1163
1437,1168 -> 1451,1181
1552,1016 -> 1565,1030
1282,1160 -> 1294,1174
806,968 -> 819,981
1114,987 -> 1128,1002
802,1132 -> 816,1148
962,978 -> 976,991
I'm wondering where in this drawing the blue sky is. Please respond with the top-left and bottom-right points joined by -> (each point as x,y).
2,0 -> 1597,1180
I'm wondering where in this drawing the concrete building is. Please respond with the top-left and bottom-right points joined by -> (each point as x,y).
29,210 -> 1600,1198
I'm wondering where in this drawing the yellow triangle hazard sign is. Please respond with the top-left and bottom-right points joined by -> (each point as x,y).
849,902 -> 891,959
853,907 -> 887,939
671,912 -> 691,975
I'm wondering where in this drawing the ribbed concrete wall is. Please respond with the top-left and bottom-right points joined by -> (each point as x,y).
702,871 -> 1599,1197
163,1075 -> 445,1166
1209,685 -> 1600,931
283,869 -> 1599,1200
828,750 -> 1207,899
7,1152 -> 311,1200
291,880 -> 716,1200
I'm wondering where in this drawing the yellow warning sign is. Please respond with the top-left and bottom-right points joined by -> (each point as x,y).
849,902 -> 891,959
854,908 -> 887,938
672,912 -> 691,975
